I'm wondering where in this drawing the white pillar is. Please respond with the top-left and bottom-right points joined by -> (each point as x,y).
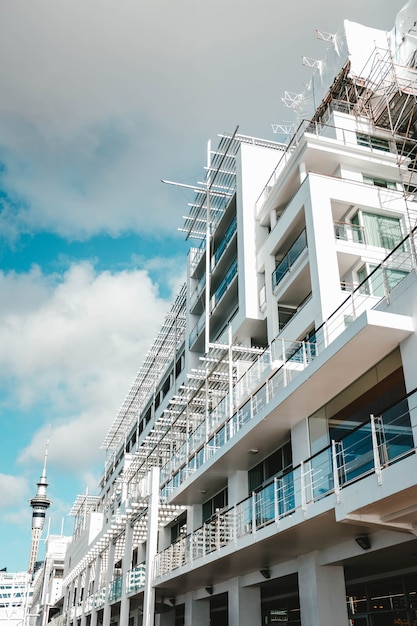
90,555 -> 101,626
103,540 -> 116,626
119,522 -> 134,626
228,471 -> 247,505
184,592 -> 209,626
228,579 -> 261,626
80,566 -> 91,626
142,467 -> 160,626
297,552 -> 349,626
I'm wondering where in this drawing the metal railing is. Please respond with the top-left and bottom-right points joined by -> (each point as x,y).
160,228 -> 416,501
127,563 -> 146,594
255,116 -> 399,215
156,392 -> 416,578
272,229 -> 307,290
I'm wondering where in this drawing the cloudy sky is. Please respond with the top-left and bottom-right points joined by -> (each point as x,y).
0,0 -> 405,572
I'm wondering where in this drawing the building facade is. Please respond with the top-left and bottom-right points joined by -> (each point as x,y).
53,3 -> 417,625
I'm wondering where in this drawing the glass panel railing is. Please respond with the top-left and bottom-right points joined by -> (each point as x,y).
272,230 -> 307,290
211,258 -> 238,309
156,392 -> 416,578
334,221 -> 365,243
213,217 -> 237,267
162,231 -> 416,501
127,563 -> 146,594
108,577 -> 123,603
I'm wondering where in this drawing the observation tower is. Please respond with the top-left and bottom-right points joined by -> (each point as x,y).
28,443 -> 51,574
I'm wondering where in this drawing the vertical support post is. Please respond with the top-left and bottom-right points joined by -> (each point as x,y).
119,521 -> 134,626
102,539 -> 115,626
143,467 -> 160,626
229,324 -> 234,418
274,477 -> 280,526
370,414 -> 383,485
332,440 -> 341,504
251,492 -> 256,535
300,461 -> 307,514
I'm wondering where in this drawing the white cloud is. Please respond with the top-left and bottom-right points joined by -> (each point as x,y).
0,0 -> 404,240
0,262 -> 172,473
0,474 -> 29,510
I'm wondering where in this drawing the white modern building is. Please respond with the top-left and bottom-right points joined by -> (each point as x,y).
0,571 -> 33,626
52,2 -> 417,625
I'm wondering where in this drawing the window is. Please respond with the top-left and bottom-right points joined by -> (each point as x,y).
202,488 -> 228,522
358,263 -> 408,297
363,175 -> 397,189
356,133 -> 390,152
362,212 -> 403,249
249,442 -> 292,492
352,210 -> 403,250
170,515 -> 187,543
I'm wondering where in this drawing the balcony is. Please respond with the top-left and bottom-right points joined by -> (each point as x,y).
211,258 -> 237,311
334,221 -> 364,244
272,230 -> 307,291
155,394 -> 417,581
161,233 -> 415,503
212,217 -> 237,268
127,563 -> 146,594
108,576 -> 122,603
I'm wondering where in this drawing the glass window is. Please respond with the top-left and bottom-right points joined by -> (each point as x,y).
361,212 -> 402,250
249,442 -> 292,492
202,488 -> 228,522
357,133 -> 391,152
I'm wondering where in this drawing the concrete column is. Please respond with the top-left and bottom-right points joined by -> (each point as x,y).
184,592 -> 209,626
299,162 -> 307,184
103,540 -> 116,626
119,522 -> 134,626
228,471 -> 247,505
66,580 -> 75,626
142,467 -> 160,626
80,566 -> 91,626
228,579 -> 261,626
90,554 -> 102,626
74,572 -> 82,626
297,552 -> 349,626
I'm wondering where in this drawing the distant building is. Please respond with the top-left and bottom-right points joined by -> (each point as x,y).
30,535 -> 71,626
0,570 -> 32,626
52,2 -> 417,625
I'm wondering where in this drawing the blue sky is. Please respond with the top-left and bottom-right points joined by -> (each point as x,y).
0,0 -> 405,572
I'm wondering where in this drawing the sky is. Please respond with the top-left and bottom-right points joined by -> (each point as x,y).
0,0 -> 405,572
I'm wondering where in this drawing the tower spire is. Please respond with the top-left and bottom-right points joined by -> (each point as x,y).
28,440 -> 52,575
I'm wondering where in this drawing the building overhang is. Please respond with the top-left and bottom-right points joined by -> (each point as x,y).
170,308 -> 413,505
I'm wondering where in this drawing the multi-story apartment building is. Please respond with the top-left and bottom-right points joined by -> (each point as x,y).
52,2 -> 417,625
0,571 -> 33,626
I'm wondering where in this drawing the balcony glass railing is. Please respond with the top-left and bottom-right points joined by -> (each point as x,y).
160,229 -> 416,502
127,563 -> 146,594
211,258 -> 238,309
108,576 -> 122,603
272,230 -> 307,290
213,217 -> 237,267
155,394 -> 416,578
334,221 -> 365,243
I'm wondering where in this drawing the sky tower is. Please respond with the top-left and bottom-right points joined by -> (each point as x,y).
28,442 -> 52,574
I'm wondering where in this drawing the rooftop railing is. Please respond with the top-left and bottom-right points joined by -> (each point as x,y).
255,116 -> 401,216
